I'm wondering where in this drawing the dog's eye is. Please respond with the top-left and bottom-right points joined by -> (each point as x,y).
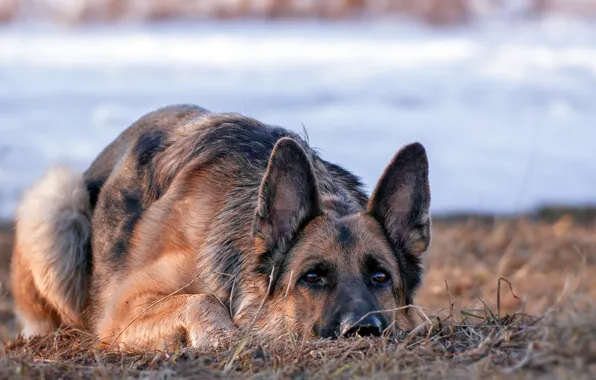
303,272 -> 322,284
299,264 -> 332,288
372,270 -> 390,284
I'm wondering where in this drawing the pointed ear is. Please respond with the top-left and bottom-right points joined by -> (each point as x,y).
368,143 -> 431,259
253,138 -> 322,271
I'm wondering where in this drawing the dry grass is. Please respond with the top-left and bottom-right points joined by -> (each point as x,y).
3,306 -> 596,379
1,208 -> 595,379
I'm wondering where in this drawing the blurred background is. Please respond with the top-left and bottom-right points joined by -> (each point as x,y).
0,0 -> 595,218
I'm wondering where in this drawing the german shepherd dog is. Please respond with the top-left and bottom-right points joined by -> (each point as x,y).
11,105 -> 431,350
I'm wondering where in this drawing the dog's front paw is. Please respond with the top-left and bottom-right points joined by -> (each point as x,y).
188,325 -> 234,349
185,294 -> 235,349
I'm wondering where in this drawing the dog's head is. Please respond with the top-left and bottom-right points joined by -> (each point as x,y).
250,137 -> 431,338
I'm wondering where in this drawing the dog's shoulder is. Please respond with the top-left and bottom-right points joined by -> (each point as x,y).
83,104 -> 209,204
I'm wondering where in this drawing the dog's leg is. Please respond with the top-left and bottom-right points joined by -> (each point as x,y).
97,293 -> 234,351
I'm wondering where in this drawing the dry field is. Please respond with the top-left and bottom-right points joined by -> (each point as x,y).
1,208 -> 595,379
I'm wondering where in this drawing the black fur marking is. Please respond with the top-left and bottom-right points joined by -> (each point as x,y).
109,190 -> 145,261
337,224 -> 355,249
134,130 -> 167,167
86,179 -> 103,210
132,130 -> 171,202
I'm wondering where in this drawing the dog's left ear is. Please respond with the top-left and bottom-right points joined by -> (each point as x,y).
253,138 -> 322,267
368,143 -> 431,259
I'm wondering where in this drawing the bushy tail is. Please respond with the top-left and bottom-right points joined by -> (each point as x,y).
14,166 -> 92,330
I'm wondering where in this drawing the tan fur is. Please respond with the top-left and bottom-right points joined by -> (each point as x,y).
92,167 -> 235,349
98,293 -> 233,351
10,245 -> 62,336
12,166 -> 92,335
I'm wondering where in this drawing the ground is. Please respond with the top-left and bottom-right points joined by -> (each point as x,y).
1,208 -> 595,379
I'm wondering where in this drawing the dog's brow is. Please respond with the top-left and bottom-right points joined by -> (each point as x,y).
364,253 -> 395,272
336,224 -> 356,249
299,259 -> 335,274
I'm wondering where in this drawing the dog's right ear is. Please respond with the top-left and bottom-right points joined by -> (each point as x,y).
253,138 -> 322,273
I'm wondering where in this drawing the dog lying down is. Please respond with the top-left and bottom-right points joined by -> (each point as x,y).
11,104 -> 431,350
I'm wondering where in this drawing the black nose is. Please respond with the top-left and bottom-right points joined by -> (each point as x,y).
340,313 -> 383,337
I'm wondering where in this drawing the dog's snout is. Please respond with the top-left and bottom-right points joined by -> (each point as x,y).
340,313 -> 383,337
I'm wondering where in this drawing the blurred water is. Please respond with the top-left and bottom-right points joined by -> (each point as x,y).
0,20 -> 595,218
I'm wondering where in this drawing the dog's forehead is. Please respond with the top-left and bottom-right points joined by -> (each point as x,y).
298,214 -> 393,258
